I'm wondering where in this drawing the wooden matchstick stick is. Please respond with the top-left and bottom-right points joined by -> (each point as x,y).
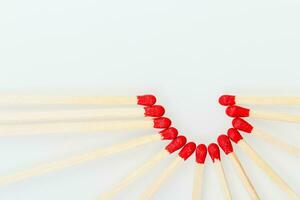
0,105 -> 165,123
192,144 -> 207,200
98,135 -> 186,200
226,105 -> 300,123
0,94 -> 157,106
208,143 -> 232,200
233,118 -> 300,156
218,134 -> 260,200
219,95 -> 300,106
0,128 -> 178,187
138,142 -> 196,200
228,129 -> 300,200
0,117 -> 171,136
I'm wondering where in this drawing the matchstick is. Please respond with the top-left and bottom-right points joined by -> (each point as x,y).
226,105 -> 300,123
228,129 -> 300,200
0,117 -> 171,136
218,134 -> 260,200
138,142 -> 196,200
0,94 -> 157,106
0,105 -> 165,123
192,144 -> 207,200
0,127 -> 178,187
219,95 -> 300,106
233,118 -> 300,156
98,135 -> 186,200
208,143 -> 232,200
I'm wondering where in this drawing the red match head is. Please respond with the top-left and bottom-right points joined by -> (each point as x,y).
208,143 -> 220,162
219,95 -> 236,106
226,106 -> 250,117
153,117 -> 172,129
232,117 -> 253,133
178,142 -> 196,161
196,144 -> 207,164
165,136 -> 187,153
159,127 -> 178,140
227,128 -> 243,144
217,135 -> 233,155
137,95 -> 157,106
144,105 -> 165,117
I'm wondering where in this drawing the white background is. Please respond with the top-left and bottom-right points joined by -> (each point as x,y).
0,0 -> 299,199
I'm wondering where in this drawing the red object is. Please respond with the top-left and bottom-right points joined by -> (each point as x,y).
232,118 -> 253,133
217,135 -> 233,155
153,117 -> 172,129
219,95 -> 236,106
160,127 -> 178,140
226,106 -> 250,117
227,128 -> 243,144
137,95 -> 157,106
196,144 -> 207,164
178,142 -> 197,160
165,136 -> 187,153
144,105 -> 165,117
208,143 -> 221,162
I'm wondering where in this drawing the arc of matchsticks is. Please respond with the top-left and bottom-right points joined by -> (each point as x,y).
219,95 -> 300,106
232,117 -> 300,156
97,135 -> 187,200
208,143 -> 232,200
228,129 -> 300,200
0,128 -> 178,187
192,144 -> 207,200
138,142 -> 196,200
0,94 -> 157,106
217,134 -> 260,200
0,105 -> 165,123
0,117 -> 171,136
226,105 -> 300,124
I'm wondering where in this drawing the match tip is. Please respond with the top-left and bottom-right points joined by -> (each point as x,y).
217,135 -> 233,155
179,142 -> 197,160
219,95 -> 236,106
232,117 -> 253,133
196,144 -> 207,164
137,95 -> 157,106
226,106 -> 250,117
153,117 -> 172,129
227,128 -> 243,144
144,105 -> 165,117
165,135 -> 187,153
160,127 -> 178,140
208,143 -> 220,162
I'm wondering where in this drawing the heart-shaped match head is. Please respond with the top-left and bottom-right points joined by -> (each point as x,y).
217,135 -> 233,155
179,142 -> 197,161
219,95 -> 236,106
227,128 -> 243,144
226,106 -> 250,117
144,105 -> 165,117
232,118 -> 253,133
208,143 -> 220,162
153,117 -> 172,129
196,144 -> 207,164
137,95 -> 157,106
160,127 -> 179,140
165,136 -> 187,153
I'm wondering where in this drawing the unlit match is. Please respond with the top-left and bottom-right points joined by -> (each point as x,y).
138,142 -> 196,200
98,135 -> 186,200
219,95 -> 300,106
208,143 -> 232,200
218,134 -> 260,200
233,118 -> 300,156
228,129 -> 300,200
0,128 -> 178,187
